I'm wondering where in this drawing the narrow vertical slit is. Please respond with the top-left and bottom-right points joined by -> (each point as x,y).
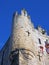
38,38 -> 41,44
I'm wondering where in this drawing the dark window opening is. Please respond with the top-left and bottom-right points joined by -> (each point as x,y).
38,39 -> 41,44
26,31 -> 30,36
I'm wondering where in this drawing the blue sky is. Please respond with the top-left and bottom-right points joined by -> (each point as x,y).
0,0 -> 49,50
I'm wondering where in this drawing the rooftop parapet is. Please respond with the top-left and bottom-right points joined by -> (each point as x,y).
21,9 -> 28,16
37,26 -> 46,35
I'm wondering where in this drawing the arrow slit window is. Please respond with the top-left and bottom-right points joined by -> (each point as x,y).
38,38 -> 41,44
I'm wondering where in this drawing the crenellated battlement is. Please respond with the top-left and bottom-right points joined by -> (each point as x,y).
14,9 -> 48,36
21,9 -> 28,16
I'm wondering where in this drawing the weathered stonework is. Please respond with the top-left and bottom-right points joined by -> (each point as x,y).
0,9 -> 49,65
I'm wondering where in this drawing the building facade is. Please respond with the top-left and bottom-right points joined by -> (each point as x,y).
0,9 -> 49,65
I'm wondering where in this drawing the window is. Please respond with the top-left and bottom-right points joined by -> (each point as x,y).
38,38 -> 41,44
26,30 -> 30,36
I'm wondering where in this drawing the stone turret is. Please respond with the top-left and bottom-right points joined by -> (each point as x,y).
9,9 -> 36,65
0,9 -> 49,65
11,9 -> 34,51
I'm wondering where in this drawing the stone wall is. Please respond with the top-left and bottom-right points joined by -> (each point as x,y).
0,9 -> 49,65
